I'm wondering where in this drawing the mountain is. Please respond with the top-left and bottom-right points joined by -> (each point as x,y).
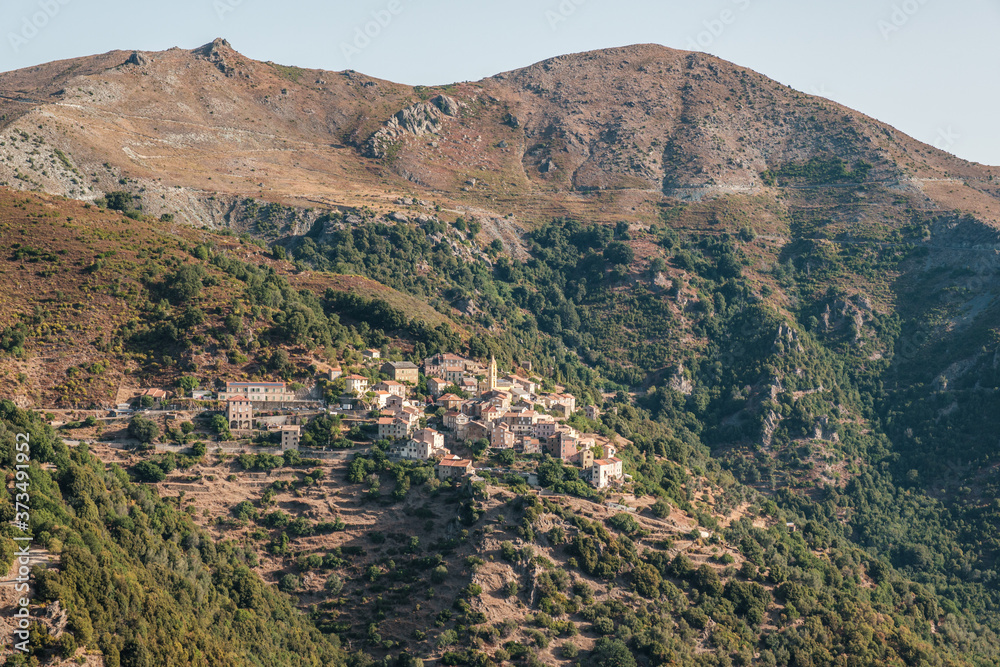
1,40 -> 998,230
3,39 -> 1000,667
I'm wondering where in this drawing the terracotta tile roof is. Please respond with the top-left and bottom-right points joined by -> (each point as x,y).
438,457 -> 472,467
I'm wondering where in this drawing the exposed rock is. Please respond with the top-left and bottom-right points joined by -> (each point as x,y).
768,380 -> 783,401
125,51 -> 148,67
194,38 -> 235,76
774,323 -> 804,353
363,96 -> 464,159
497,140 -> 508,148
653,272 -> 671,289
668,364 -> 693,395
432,94 -> 460,117
44,601 -> 68,637
389,211 -> 409,223
761,410 -> 781,448
540,159 -> 557,173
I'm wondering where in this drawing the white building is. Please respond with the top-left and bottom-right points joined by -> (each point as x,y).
398,428 -> 447,460
591,457 -> 624,489
220,381 -> 294,403
345,374 -> 369,395
374,380 -> 406,398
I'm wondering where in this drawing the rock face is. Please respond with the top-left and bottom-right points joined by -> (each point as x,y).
363,95 -> 462,158
125,51 -> 148,67
774,323 -> 804,353
669,364 -> 693,395
194,38 -> 236,76
433,94 -> 460,117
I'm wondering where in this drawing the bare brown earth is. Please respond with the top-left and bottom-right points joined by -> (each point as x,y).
0,40 -> 997,237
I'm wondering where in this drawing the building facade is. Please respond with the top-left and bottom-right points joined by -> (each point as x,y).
345,375 -> 370,395
381,361 -> 419,384
436,456 -> 473,480
280,425 -> 302,450
226,396 -> 253,430
220,381 -> 294,403
591,457 -> 624,488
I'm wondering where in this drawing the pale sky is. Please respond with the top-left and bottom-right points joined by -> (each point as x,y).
2,0 -> 997,165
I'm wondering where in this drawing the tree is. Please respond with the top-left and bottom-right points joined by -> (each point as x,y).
103,191 -> 133,212
278,574 -> 300,593
210,414 -> 230,435
267,348 -> 295,377
224,313 -> 243,335
167,264 -> 206,302
590,638 -> 636,667
128,416 -> 159,444
233,501 -> 257,523
650,498 -> 671,518
631,563 -> 661,599
325,575 -> 343,594
133,460 -> 166,483
469,438 -> 490,459
603,241 -> 634,267
693,564 -> 723,596
178,376 -> 198,394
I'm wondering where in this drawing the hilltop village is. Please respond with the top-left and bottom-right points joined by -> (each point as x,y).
102,350 -> 626,490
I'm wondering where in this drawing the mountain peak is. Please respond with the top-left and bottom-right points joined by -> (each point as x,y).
192,37 -> 234,58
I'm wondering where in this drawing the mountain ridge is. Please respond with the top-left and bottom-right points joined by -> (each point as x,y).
0,39 -> 997,233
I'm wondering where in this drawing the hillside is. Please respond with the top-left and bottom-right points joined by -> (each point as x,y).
1,41 -> 999,232
2,39 -> 1000,667
0,187 -> 464,407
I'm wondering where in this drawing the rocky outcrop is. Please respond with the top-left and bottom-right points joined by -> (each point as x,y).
193,38 -> 236,77
125,51 -> 148,67
669,364 -> 694,395
363,95 -> 462,159
774,323 -> 804,353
